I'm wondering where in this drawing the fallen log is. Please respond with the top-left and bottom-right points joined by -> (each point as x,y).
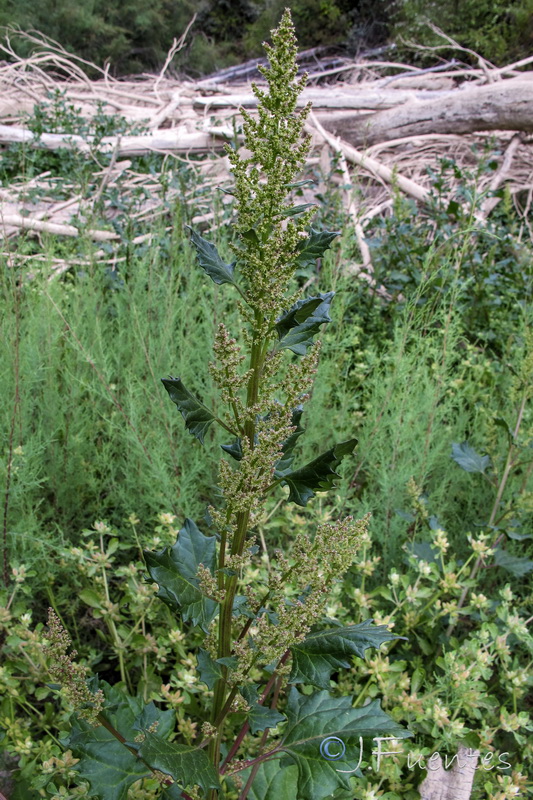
0,123 -> 234,155
193,86 -> 451,110
0,212 -> 119,241
322,77 -> 533,146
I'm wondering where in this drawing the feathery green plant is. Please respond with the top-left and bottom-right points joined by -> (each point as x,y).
43,12 -> 410,799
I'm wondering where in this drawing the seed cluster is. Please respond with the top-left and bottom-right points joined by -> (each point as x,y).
44,608 -> 104,724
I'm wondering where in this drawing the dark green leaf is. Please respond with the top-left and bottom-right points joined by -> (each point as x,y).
241,685 -> 286,734
295,230 -> 340,268
494,416 -> 515,443
188,228 -> 236,286
161,784 -> 186,799
506,529 -> 532,541
66,681 -> 163,800
493,548 -> 533,577
280,203 -> 314,218
232,595 -> 256,618
221,438 -> 243,461
278,689 -> 411,800
197,649 -> 223,690
136,732 -> 219,792
290,621 -> 403,689
405,541 -> 439,565
277,439 -> 356,506
276,293 -> 334,356
239,758 -> 299,800
162,377 -> 215,444
132,702 -> 175,740
274,406 -> 305,474
241,228 -> 260,244
144,518 -> 218,631
451,441 -> 490,474
216,656 -> 239,668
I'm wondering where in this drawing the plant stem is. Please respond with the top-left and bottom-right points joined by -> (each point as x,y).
208,313 -> 265,799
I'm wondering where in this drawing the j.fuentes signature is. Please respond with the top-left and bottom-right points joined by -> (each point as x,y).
319,736 -> 512,773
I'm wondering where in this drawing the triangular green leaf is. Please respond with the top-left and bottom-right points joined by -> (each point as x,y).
276,292 -> 334,355
221,438 -> 244,461
162,377 -> 215,444
144,518 -> 218,631
241,685 -> 286,734
197,648 -> 223,690
239,758 -> 299,800
493,547 -> 533,577
277,439 -> 356,506
135,731 -> 219,792
279,689 -> 411,800
188,227 -> 236,286
66,681 -> 171,800
290,620 -> 403,689
451,441 -> 490,474
295,229 -> 340,269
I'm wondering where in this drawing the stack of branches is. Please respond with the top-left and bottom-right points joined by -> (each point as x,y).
1,26 -> 532,282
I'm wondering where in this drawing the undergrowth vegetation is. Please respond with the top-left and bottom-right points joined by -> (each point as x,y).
1,16 -> 533,800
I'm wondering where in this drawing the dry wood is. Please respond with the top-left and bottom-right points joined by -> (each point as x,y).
307,113 -> 430,202
0,212 -> 119,241
321,77 -> 533,146
193,86 -> 451,110
0,123 -> 234,154
418,747 -> 479,800
480,133 -> 522,217
1,31 -> 532,250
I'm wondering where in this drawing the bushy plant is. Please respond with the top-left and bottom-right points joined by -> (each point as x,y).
9,13 -> 410,800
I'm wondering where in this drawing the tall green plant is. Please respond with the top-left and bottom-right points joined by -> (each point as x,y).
44,12 -> 410,799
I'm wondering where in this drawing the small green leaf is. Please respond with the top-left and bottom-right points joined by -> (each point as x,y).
290,620 -> 403,688
493,547 -> 533,577
494,416 -> 515,443
277,438 -> 356,506
411,668 -> 425,694
274,406 -> 305,474
276,293 -> 334,355
280,203 -> 314,217
188,228 -> 236,286
144,518 -> 218,631
162,377 -> 215,444
221,438 -> 243,461
451,441 -> 490,474
295,229 -> 340,268
506,529 -> 532,541
241,685 -> 286,734
197,649 -> 223,690
284,180 -> 315,189
135,731 -> 219,793
79,589 -> 104,610
278,689 -> 411,800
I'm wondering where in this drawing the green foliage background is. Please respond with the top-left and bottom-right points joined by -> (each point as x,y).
0,0 -> 531,75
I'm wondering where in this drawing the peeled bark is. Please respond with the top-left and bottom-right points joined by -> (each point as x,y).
418,747 -> 479,800
322,78 -> 533,147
